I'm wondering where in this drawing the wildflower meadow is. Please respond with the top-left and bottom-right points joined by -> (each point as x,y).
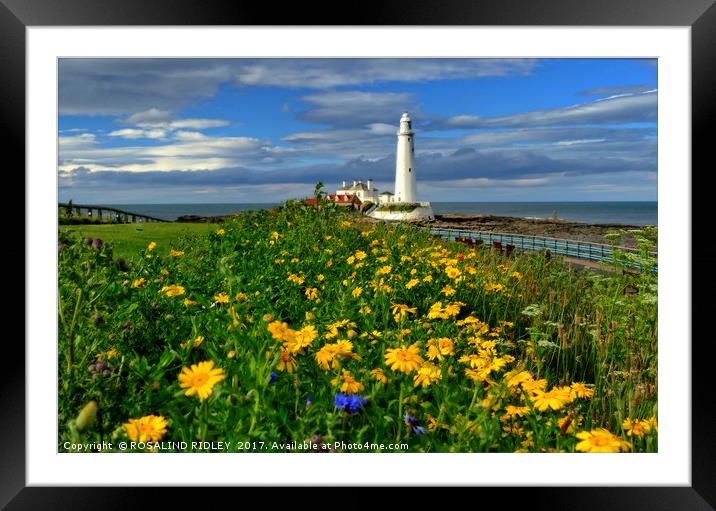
58,194 -> 658,453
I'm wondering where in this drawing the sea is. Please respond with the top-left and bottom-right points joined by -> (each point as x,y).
102,201 -> 657,226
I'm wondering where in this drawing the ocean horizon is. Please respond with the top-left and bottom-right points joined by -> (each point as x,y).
93,201 -> 657,226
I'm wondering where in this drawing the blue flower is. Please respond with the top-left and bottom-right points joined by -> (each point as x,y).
334,393 -> 367,414
306,396 -> 313,408
269,372 -> 277,384
334,393 -> 349,409
347,394 -> 367,413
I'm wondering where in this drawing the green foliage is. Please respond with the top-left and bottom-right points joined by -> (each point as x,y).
58,203 -> 658,453
376,203 -> 420,213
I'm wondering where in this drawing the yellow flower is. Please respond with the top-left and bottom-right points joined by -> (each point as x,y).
437,338 -> 455,356
355,250 -> 367,260
316,274 -> 325,282
305,287 -> 319,301
575,429 -> 631,453
287,325 -> 318,354
352,287 -> 363,298
511,271 -> 522,280
180,335 -> 205,349
413,362 -> 442,388
132,278 -> 146,288
215,228 -> 225,235
183,297 -> 196,306
445,266 -> 462,279
370,368 -> 389,384
570,382 -> 595,399
500,405 -> 531,422
123,415 -> 168,443
214,293 -> 230,304
276,348 -> 298,373
169,250 -> 184,257
346,255 -> 356,265
391,303 -> 417,323
359,305 -> 372,314
484,282 -> 505,293
160,284 -> 185,297
405,278 -> 420,289
505,370 -> 534,388
423,275 -> 433,283
331,369 -> 364,395
287,273 -> 305,285
384,344 -> 424,375
235,292 -> 247,301
178,361 -> 226,400
376,265 -> 392,275
147,242 -> 157,251
441,285 -> 456,296
531,386 -> 574,412
622,418 -> 653,437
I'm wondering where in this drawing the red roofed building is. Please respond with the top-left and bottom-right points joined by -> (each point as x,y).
304,193 -> 362,210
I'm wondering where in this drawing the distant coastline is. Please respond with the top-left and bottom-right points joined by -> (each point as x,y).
90,201 -> 657,226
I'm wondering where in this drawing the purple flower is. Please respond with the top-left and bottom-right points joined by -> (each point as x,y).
269,372 -> 277,384
92,238 -> 104,250
403,412 -> 427,435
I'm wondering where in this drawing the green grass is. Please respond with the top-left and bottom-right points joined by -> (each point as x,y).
60,223 -> 220,260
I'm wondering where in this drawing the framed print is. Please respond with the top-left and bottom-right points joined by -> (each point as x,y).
4,0 -> 715,508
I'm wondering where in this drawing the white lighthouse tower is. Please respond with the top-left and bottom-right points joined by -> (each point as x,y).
369,111 -> 434,222
395,112 -> 416,203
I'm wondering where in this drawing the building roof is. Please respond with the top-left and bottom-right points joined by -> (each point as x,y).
380,191 -> 394,195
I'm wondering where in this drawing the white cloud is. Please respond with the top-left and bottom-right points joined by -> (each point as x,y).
108,128 -> 167,140
446,91 -> 657,128
123,108 -> 173,125
58,133 -> 97,148
234,59 -> 537,89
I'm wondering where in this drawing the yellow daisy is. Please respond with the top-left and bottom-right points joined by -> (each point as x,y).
575,429 -> 631,453
178,361 -> 226,400
384,344 -> 424,375
123,415 -> 168,443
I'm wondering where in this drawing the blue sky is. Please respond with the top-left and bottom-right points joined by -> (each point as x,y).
58,58 -> 657,203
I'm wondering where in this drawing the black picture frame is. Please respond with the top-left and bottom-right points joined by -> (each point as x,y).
3,0 -> 714,508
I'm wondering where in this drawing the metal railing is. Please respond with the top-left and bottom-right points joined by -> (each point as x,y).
425,227 -> 657,270
59,203 -> 167,223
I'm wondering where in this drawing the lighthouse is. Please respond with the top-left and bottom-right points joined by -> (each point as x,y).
394,112 -> 416,203
367,111 -> 434,222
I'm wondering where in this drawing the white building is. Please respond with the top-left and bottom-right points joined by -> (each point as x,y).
336,179 -> 381,204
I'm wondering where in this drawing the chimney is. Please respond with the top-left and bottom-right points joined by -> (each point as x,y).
342,180 -> 346,188
367,179 -> 373,190
353,180 -> 357,187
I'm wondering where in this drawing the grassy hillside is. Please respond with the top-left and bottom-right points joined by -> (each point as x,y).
61,223 -> 220,260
